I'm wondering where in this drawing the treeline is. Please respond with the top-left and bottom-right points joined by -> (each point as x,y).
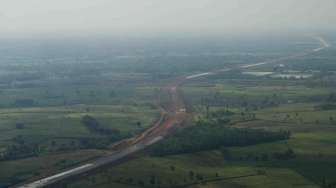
81,115 -> 121,137
81,115 -> 129,148
315,103 -> 336,110
150,122 -> 290,156
0,144 -> 38,160
14,99 -> 35,107
0,136 -> 40,160
0,136 -> 124,161
222,147 -> 295,162
1,115 -> 127,161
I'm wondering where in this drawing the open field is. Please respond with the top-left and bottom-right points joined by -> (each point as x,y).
60,38 -> 336,188
0,149 -> 106,187
69,151 -> 320,188
0,83 -> 160,186
256,103 -> 336,125
1,36 -> 336,187
0,104 -> 159,138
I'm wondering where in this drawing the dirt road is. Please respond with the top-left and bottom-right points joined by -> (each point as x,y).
17,36 -> 330,188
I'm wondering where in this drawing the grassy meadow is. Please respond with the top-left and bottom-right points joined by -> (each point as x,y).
69,55 -> 336,187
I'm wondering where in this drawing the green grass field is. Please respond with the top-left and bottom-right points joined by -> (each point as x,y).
69,150 -> 320,188
0,104 -> 159,142
0,83 -> 161,186
256,103 -> 336,125
67,75 -> 336,188
2,40 -> 336,188
0,149 -> 105,186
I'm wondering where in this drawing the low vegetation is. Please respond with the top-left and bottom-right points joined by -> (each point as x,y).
150,121 -> 290,156
2,36 -> 336,187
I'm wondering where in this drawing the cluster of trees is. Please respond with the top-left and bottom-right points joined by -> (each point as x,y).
1,144 -> 38,160
315,103 -> 336,111
78,137 -> 112,149
222,148 -> 295,162
327,92 -> 336,102
48,137 -> 114,151
106,167 -> 214,188
15,123 -> 25,129
150,121 -> 290,156
81,115 -> 121,136
14,99 -> 35,107
0,137 -> 120,161
272,148 -> 295,160
197,92 -> 288,116
2,115 -> 127,161
0,135 -> 40,160
80,115 -> 129,148
321,176 -> 336,188
115,172 -> 207,187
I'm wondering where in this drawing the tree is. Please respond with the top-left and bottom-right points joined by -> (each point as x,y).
273,148 -> 295,160
261,153 -> 269,161
109,91 -> 116,97
138,180 -> 145,187
150,122 -> 291,156
286,114 -> 290,119
126,177 -> 133,183
206,105 -> 210,118
90,177 -> 96,184
81,115 -> 120,136
330,116 -> 334,122
149,176 -> 155,185
90,91 -> 95,97
15,123 -> 25,129
81,115 -> 100,131
14,99 -> 35,107
196,174 -> 204,181
189,171 -> 194,180
257,170 -> 266,175
136,121 -> 142,128
327,92 -> 336,102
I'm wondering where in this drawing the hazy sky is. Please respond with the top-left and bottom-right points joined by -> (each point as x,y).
0,0 -> 335,37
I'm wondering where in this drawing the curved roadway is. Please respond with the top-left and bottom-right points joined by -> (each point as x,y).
17,36 -> 330,188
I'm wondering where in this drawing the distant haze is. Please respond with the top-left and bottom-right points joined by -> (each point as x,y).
0,0 -> 335,38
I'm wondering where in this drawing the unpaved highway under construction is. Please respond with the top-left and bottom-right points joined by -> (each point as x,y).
17,36 -> 330,188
